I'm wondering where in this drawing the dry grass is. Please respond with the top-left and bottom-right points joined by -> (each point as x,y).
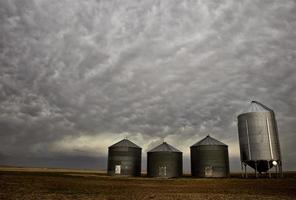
1,167 -> 296,200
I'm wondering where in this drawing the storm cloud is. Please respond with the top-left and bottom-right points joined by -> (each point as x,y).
0,0 -> 296,171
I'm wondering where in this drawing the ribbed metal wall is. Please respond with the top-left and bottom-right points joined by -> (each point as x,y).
147,142 -> 182,178
147,152 -> 182,178
107,140 -> 142,176
190,136 -> 229,178
237,101 -> 281,172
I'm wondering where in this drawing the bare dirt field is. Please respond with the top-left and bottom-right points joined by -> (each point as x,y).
1,167 -> 296,200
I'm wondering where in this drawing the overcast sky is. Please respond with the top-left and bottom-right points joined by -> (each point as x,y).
0,0 -> 296,172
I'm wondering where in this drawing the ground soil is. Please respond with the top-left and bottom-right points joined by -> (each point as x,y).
1,167 -> 296,200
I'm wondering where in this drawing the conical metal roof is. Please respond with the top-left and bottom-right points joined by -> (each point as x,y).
148,142 -> 181,152
191,135 -> 227,147
242,101 -> 272,114
109,139 -> 141,148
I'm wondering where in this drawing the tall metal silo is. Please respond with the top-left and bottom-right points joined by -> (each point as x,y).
107,139 -> 142,176
147,142 -> 182,178
237,101 -> 282,178
190,135 -> 229,178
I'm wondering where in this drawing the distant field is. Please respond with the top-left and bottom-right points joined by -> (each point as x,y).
1,167 -> 296,200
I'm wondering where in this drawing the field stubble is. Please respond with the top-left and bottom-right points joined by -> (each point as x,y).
0,168 -> 296,200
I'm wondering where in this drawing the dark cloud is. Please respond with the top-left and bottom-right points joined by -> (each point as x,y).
0,0 -> 296,171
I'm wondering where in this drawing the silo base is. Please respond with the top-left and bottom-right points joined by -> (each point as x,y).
241,160 -> 283,178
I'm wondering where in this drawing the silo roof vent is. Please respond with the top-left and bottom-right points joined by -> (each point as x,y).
191,135 -> 227,147
242,101 -> 273,114
148,142 -> 181,152
109,139 -> 141,148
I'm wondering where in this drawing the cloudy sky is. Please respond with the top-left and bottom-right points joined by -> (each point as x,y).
0,0 -> 296,172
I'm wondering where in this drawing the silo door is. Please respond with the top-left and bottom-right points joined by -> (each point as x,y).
205,166 -> 213,177
159,166 -> 167,177
115,165 -> 121,174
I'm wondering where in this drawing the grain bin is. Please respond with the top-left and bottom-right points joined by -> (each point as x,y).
147,142 -> 182,178
190,135 -> 229,178
237,101 -> 282,177
107,139 -> 142,176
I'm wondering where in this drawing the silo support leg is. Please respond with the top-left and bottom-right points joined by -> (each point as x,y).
268,162 -> 271,178
279,161 -> 283,178
255,161 -> 258,178
244,164 -> 247,178
241,163 -> 244,178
